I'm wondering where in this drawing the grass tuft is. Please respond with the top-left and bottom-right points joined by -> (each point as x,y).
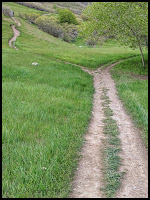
101,87 -> 124,198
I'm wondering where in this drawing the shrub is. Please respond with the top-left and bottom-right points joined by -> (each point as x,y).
16,2 -> 54,13
86,36 -> 98,46
2,6 -> 11,17
19,12 -> 40,24
62,23 -> 78,42
35,16 -> 64,38
81,14 -> 88,21
58,8 -> 78,25
48,15 -> 59,23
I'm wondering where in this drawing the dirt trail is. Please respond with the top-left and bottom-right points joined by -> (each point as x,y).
8,17 -> 21,50
67,60 -> 148,198
70,65 -> 106,198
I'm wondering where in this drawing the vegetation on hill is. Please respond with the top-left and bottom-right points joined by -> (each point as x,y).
15,2 -> 88,15
81,2 -> 148,67
58,8 -> 78,25
2,1 -> 148,198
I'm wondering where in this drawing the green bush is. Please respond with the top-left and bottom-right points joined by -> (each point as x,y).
62,23 -> 78,42
35,16 -> 78,42
35,16 -> 64,38
2,6 -> 11,17
81,14 -> 88,21
19,12 -> 40,24
16,2 -> 54,13
19,12 -> 78,42
86,37 -> 97,46
48,15 -> 59,23
58,8 -> 78,25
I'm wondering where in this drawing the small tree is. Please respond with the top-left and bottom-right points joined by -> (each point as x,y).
58,8 -> 78,25
81,2 -> 148,68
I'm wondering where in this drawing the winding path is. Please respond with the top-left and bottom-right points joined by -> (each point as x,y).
6,14 -> 148,195
61,60 -> 148,198
4,13 -> 148,197
8,17 -> 21,50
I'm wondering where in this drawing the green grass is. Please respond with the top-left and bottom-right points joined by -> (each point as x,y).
2,16 -> 94,198
101,88 -> 124,198
2,2 -> 48,16
2,2 -> 141,69
2,1 -> 148,198
110,55 -> 148,148
18,19 -> 139,69
2,51 -> 94,197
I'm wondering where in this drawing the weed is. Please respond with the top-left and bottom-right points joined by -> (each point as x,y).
101,87 -> 123,198
103,107 -> 113,117
108,137 -> 121,146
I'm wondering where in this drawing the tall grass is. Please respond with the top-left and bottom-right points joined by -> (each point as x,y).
2,18 -> 94,198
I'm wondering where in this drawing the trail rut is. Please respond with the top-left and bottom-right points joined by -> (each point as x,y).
8,17 -> 21,49
67,60 -> 148,198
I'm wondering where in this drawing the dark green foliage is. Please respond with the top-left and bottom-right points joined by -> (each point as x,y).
19,12 -> 40,24
58,8 -> 78,25
35,16 -> 78,42
62,23 -> 78,42
85,36 -> 97,46
35,16 -> 64,38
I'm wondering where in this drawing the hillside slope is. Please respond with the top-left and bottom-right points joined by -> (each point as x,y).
2,2 -> 147,198
16,2 -> 89,14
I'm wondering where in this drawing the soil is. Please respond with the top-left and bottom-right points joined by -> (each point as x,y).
8,17 -> 21,49
67,60 -> 148,198
130,73 -> 148,80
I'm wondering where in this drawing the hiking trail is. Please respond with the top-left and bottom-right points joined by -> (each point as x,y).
8,17 -> 21,50
60,60 -> 148,198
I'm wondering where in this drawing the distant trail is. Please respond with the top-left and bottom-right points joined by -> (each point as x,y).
8,17 -> 21,50
42,13 -> 51,16
57,59 -> 148,198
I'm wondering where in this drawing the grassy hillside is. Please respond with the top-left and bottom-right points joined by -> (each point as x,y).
2,17 -> 94,198
15,2 -> 88,15
2,2 -> 148,198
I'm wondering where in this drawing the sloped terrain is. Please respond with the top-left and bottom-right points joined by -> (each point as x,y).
16,2 -> 89,14
2,2 -> 148,198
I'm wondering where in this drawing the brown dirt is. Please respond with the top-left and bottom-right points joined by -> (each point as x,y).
102,63 -> 148,198
8,17 -> 21,49
130,73 -> 148,80
12,17 -> 21,26
69,66 -> 106,198
64,60 -> 148,198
